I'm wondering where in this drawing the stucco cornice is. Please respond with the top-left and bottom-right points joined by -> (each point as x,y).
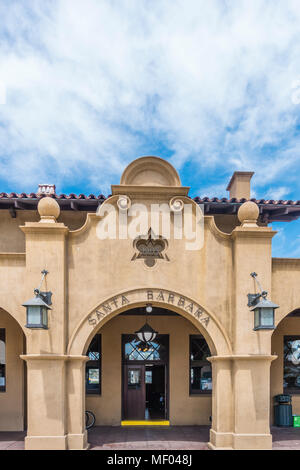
0,252 -> 25,259
231,226 -> 277,239
20,222 -> 69,236
272,257 -> 300,266
20,354 -> 89,362
111,185 -> 190,197
208,354 -> 277,362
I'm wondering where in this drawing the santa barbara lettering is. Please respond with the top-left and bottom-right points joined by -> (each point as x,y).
88,289 -> 210,327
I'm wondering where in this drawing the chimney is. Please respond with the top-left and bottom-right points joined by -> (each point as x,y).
226,172 -> 254,200
38,184 -> 56,195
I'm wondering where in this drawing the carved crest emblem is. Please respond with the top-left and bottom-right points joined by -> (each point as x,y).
132,228 -> 169,267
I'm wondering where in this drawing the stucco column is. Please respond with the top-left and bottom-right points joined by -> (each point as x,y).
231,355 -> 276,450
208,357 -> 234,449
20,198 -> 69,450
229,202 -> 277,449
67,356 -> 89,450
21,355 -> 68,450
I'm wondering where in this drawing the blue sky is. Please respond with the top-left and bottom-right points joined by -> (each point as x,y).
0,0 -> 300,256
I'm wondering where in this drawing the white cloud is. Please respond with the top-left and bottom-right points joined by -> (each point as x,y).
0,0 -> 300,194
264,186 -> 291,200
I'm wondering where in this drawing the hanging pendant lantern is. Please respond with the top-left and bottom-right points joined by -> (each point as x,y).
22,270 -> 52,329
248,272 -> 279,331
135,304 -> 158,343
135,322 -> 158,343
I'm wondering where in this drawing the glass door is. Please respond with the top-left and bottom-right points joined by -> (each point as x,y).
123,365 -> 145,420
122,335 -> 169,420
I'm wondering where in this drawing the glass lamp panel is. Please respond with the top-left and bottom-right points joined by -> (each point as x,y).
42,307 -> 48,328
261,307 -> 274,327
143,332 -> 153,342
27,306 -> 41,325
254,309 -> 260,329
145,331 -> 157,342
137,332 -> 144,342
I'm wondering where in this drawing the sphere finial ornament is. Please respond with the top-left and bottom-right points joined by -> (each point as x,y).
238,201 -> 259,227
38,197 -> 60,223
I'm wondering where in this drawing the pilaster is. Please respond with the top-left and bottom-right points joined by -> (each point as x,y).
20,198 -> 70,450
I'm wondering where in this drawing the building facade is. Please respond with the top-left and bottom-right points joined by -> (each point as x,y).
0,156 -> 300,450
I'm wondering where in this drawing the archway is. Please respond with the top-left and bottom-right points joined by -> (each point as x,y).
0,308 -> 27,432
271,308 -> 300,424
68,287 -> 232,357
66,289 -> 232,448
84,305 -> 215,426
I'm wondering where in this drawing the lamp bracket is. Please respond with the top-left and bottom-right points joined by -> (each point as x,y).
34,289 -> 52,306
247,293 -> 261,307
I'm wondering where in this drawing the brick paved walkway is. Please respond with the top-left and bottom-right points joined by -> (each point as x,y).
1,426 -> 300,450
88,426 -> 210,450
0,431 -> 26,450
271,426 -> 300,450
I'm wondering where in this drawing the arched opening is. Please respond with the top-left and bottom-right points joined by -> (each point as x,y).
271,308 -> 300,424
66,288 -> 231,449
84,305 -> 213,427
0,308 -> 27,432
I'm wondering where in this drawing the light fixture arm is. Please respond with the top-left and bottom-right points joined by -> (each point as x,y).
34,270 -> 52,306
248,272 -> 268,307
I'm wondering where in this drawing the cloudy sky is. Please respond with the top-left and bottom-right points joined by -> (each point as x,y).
0,0 -> 300,256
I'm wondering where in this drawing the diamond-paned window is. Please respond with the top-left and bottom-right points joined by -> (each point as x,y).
123,335 -> 168,362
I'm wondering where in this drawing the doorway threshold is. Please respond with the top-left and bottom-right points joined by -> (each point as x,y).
121,420 -> 170,426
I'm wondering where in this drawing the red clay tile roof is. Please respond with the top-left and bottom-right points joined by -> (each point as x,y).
0,191 -> 299,205
0,192 -> 299,222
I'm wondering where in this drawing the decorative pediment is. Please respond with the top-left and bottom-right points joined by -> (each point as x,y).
120,156 -> 181,187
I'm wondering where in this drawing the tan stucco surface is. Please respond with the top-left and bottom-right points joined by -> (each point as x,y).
0,156 -> 299,450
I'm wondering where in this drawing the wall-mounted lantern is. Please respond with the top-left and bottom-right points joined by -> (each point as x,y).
22,270 -> 52,329
248,272 -> 279,330
135,304 -> 158,344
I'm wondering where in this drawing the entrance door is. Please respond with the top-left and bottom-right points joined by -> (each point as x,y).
123,365 -> 145,420
145,365 -> 166,420
122,334 -> 169,421
123,364 -> 167,420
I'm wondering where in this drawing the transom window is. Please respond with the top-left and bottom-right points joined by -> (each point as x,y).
122,335 -> 168,362
284,336 -> 300,394
86,334 -> 101,395
190,335 -> 212,394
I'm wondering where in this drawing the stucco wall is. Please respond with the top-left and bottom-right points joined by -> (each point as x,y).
86,315 -> 212,426
0,309 -> 25,431
0,210 -> 88,252
67,213 -> 233,348
272,258 -> 300,323
271,316 -> 300,423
